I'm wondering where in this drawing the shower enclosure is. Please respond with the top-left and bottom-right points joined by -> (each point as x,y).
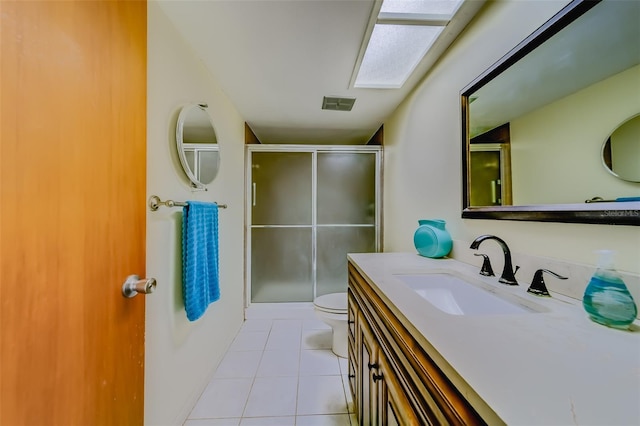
246,145 -> 382,304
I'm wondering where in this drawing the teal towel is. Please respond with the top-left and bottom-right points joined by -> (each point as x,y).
182,201 -> 220,321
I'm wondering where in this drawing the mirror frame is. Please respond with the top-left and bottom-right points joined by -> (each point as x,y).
176,103 -> 220,190
461,0 -> 640,226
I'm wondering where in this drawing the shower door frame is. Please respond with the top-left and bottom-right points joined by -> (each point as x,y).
245,144 -> 383,308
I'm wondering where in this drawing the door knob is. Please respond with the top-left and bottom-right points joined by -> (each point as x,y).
122,275 -> 157,298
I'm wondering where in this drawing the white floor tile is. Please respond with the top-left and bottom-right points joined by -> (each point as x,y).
256,350 -> 300,377
301,329 -> 332,350
302,319 -> 330,330
341,375 -> 355,414
189,378 -> 253,419
184,419 -> 240,426
297,376 -> 348,416
214,351 -> 263,379
295,414 -> 352,425
271,319 -> 302,332
245,303 -> 316,320
238,416 -> 296,425
299,350 -> 341,376
265,328 -> 301,351
243,377 -> 298,418
338,357 -> 349,375
241,318 -> 273,332
229,331 -> 269,351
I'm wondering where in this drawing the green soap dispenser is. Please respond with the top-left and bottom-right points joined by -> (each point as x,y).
582,250 -> 637,329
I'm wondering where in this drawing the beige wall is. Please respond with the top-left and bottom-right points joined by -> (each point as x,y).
384,0 -> 640,273
146,2 -> 245,424
512,64 -> 640,204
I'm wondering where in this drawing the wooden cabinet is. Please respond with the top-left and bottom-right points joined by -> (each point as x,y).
348,262 -> 487,425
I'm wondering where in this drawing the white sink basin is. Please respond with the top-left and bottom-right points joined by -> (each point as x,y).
394,271 -> 541,316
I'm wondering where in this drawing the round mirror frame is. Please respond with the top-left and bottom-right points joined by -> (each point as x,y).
176,103 -> 220,190
601,114 -> 640,183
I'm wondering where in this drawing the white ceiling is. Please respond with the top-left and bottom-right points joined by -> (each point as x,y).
157,0 -> 485,144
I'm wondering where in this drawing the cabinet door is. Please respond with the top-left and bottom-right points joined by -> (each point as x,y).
347,290 -> 358,412
358,312 -> 378,426
378,351 -> 423,426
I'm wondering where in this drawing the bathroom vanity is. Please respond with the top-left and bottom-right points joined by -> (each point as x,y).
347,253 -> 640,425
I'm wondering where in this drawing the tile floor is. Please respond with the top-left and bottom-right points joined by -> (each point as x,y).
184,303 -> 357,426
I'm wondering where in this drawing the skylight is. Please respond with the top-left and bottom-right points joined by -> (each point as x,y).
352,0 -> 465,89
381,0 -> 462,16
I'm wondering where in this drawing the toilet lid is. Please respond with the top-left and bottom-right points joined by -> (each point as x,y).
314,292 -> 347,313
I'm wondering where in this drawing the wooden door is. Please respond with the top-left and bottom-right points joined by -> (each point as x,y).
1,1 -> 147,425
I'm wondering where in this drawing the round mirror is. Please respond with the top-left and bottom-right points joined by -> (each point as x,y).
601,114 -> 640,183
176,103 -> 220,189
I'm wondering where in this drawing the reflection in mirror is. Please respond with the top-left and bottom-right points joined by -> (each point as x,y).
602,115 -> 640,183
461,0 -> 640,225
176,103 -> 220,190
469,123 -> 512,207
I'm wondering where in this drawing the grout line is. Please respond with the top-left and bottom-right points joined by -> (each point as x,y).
294,317 -> 304,422
238,321 -> 271,419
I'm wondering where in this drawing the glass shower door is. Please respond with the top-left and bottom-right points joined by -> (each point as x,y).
250,152 -> 313,302
316,152 -> 377,296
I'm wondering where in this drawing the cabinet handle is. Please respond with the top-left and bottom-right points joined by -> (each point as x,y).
348,374 -> 355,379
348,320 -> 355,324
372,373 -> 383,382
368,362 -> 378,370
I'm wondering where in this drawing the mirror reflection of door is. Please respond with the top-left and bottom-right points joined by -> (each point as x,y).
468,122 -> 512,207
469,141 -> 512,206
470,149 -> 502,206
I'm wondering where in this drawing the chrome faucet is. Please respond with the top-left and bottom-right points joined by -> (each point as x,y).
469,235 -> 519,285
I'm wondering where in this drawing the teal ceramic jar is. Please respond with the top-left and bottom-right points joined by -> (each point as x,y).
413,219 -> 452,258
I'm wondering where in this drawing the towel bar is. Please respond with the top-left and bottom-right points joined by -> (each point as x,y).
148,195 -> 227,211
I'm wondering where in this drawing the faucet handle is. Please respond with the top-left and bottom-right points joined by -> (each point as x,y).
527,269 -> 568,297
473,253 -> 495,277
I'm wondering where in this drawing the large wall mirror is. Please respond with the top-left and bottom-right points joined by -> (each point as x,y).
176,103 -> 220,190
461,0 -> 639,225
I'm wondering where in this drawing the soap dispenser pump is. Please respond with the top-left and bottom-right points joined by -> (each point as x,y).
582,250 -> 637,329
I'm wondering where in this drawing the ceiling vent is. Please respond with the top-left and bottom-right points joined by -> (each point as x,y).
322,96 -> 356,111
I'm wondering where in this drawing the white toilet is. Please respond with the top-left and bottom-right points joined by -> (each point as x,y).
313,292 -> 348,358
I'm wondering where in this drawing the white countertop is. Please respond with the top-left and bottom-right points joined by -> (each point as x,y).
348,252 -> 640,426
